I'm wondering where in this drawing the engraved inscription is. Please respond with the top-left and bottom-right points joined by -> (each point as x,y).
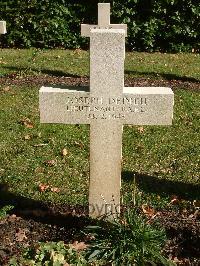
93,26 -> 113,30
65,96 -> 148,120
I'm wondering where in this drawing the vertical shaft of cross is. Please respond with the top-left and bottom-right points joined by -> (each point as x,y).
89,29 -> 125,218
98,3 -> 110,27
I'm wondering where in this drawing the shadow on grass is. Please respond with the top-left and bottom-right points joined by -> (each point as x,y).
1,171 -> 199,223
0,184 -> 90,229
3,66 -> 83,78
125,70 -> 200,83
4,66 -> 200,83
122,171 -> 200,200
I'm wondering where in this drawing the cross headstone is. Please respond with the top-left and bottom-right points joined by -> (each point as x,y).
39,3 -> 174,218
0,21 -> 6,34
81,3 -> 127,37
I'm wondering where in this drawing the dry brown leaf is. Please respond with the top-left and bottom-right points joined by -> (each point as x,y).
142,204 -> 155,217
137,126 -> 144,133
71,241 -> 87,251
45,159 -> 57,166
20,118 -> 34,128
193,200 -> 200,208
8,214 -> 21,222
38,183 -> 50,192
50,187 -> 60,193
24,134 -> 31,140
3,86 -> 10,92
169,195 -> 180,205
15,229 -> 28,242
62,148 -> 68,156
73,48 -> 82,55
35,167 -> 45,174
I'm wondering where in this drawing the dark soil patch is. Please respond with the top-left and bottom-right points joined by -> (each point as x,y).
0,202 -> 199,265
0,203 -> 90,265
0,74 -> 199,91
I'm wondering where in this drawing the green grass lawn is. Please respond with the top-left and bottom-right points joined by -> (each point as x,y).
0,49 -> 199,209
0,48 -> 200,80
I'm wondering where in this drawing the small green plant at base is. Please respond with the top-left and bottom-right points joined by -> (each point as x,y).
84,209 -> 175,266
0,205 -> 14,219
22,241 -> 87,266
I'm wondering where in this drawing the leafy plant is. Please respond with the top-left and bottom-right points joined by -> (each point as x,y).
0,205 -> 14,219
23,241 -> 87,265
84,209 -> 175,266
0,0 -> 199,52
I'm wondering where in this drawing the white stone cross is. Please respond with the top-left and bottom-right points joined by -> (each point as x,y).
0,21 -> 7,34
81,3 -> 127,37
39,3 -> 174,219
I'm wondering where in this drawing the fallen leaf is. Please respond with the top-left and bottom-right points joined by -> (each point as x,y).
24,134 -> 31,140
50,187 -> 60,193
0,59 -> 6,64
73,48 -> 82,55
193,200 -> 200,208
169,195 -> 180,205
142,204 -> 155,217
194,210 -> 199,218
38,183 -> 50,192
15,229 -> 28,242
2,86 -> 10,92
8,214 -> 21,222
137,126 -> 144,133
45,159 -> 57,166
35,167 -> 45,174
62,148 -> 68,156
20,118 -> 34,128
71,241 -> 87,251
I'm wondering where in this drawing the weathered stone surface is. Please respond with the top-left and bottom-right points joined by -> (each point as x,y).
89,29 -> 125,217
98,3 -> 110,27
39,3 -> 174,219
0,21 -> 6,34
40,86 -> 174,125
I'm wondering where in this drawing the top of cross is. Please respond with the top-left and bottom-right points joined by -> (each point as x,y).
0,21 -> 6,34
81,3 -> 127,37
97,3 -> 111,27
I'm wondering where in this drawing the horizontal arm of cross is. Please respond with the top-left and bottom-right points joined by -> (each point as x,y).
40,86 -> 174,125
81,24 -> 127,37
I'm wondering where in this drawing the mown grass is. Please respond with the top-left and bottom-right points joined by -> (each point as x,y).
0,49 -> 199,209
0,48 -> 200,80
